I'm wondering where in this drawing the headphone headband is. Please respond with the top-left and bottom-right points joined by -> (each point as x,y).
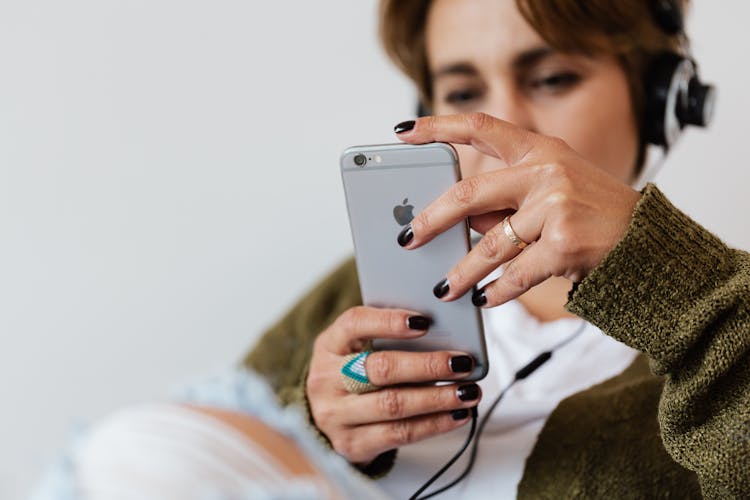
650,0 -> 684,36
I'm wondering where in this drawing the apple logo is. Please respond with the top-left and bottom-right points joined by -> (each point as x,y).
393,198 -> 415,226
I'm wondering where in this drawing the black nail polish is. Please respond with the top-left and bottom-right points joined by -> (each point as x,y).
457,383 -> 480,401
394,120 -> 415,134
433,278 -> 450,298
406,315 -> 431,330
472,288 -> 487,307
451,408 -> 470,421
450,355 -> 473,373
397,225 -> 413,247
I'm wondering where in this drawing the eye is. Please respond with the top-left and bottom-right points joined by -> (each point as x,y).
443,88 -> 482,106
528,72 -> 581,92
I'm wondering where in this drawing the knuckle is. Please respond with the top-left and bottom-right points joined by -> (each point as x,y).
465,111 -> 492,131
539,162 -> 566,180
530,163 -> 547,177
331,433 -> 355,459
556,233 -> 581,259
546,135 -> 570,151
424,352 -> 448,380
391,419 -> 415,446
553,173 -> 576,198
543,190 -> 570,210
338,306 -> 366,333
503,263 -> 532,292
546,225 -> 568,251
311,333 -> 325,354
451,176 -> 479,208
543,191 -> 575,225
421,115 -> 438,132
557,164 -> 576,186
305,366 -> 327,395
378,389 -> 406,419
368,352 -> 395,385
540,164 -> 576,198
544,240 -> 571,276
546,215 -> 578,255
477,231 -> 502,261
546,216 -> 571,244
312,400 -> 337,426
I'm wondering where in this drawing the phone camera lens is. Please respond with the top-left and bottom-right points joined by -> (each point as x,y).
353,154 -> 367,167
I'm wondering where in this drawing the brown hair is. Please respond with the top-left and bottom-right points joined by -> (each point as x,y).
378,0 -> 689,169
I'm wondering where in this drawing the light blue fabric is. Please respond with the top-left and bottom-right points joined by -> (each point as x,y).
32,369 -> 391,500
178,370 -> 391,499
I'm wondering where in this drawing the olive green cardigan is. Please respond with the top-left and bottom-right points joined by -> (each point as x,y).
242,184 -> 750,499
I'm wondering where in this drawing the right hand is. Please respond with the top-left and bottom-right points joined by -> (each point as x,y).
307,306 -> 482,465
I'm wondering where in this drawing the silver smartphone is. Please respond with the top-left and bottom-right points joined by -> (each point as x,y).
340,142 -> 488,381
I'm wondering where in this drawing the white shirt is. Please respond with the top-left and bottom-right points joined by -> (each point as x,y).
375,299 -> 639,499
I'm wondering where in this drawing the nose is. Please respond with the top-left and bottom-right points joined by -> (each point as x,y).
480,84 -> 535,132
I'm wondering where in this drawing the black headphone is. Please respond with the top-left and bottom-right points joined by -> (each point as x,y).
416,0 -> 715,151
644,0 -> 715,149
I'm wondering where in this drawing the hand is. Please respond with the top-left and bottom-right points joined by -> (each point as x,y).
306,306 -> 481,465
394,112 -> 642,307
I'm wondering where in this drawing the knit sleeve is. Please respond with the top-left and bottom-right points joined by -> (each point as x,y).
240,258 -> 361,402
239,257 -> 398,478
565,183 -> 750,498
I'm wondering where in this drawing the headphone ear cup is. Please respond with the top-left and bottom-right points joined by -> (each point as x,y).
644,53 -> 690,148
644,52 -> 715,149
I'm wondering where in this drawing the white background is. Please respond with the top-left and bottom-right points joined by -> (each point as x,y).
1,1 -> 747,497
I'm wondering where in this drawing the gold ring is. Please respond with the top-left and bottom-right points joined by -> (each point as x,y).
502,216 -> 528,249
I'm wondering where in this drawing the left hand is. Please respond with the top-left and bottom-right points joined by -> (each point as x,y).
395,112 -> 642,308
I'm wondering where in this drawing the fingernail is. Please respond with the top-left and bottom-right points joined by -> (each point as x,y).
472,288 -> 487,307
406,315 -> 431,330
397,225 -> 413,247
457,383 -> 480,401
433,278 -> 450,299
394,120 -> 415,134
451,408 -> 470,421
450,355 -> 473,373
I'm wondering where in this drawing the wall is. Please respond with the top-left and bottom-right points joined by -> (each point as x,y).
0,1 -> 745,497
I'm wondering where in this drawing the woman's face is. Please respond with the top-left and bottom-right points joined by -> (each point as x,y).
425,0 -> 639,183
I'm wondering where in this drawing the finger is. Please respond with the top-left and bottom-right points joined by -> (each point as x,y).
337,408 -> 475,463
344,382 -> 481,425
474,241 -> 553,307
439,210 -> 542,301
400,165 -> 535,250
468,210 -> 515,235
395,113 -> 536,167
324,307 -> 430,355
363,350 -> 476,386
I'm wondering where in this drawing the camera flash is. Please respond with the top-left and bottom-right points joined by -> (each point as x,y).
374,155 -> 382,163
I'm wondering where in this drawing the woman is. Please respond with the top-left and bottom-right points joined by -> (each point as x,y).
36,0 -> 747,498
244,0 -> 747,498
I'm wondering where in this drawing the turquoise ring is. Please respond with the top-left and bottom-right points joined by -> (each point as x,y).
340,351 -> 380,394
